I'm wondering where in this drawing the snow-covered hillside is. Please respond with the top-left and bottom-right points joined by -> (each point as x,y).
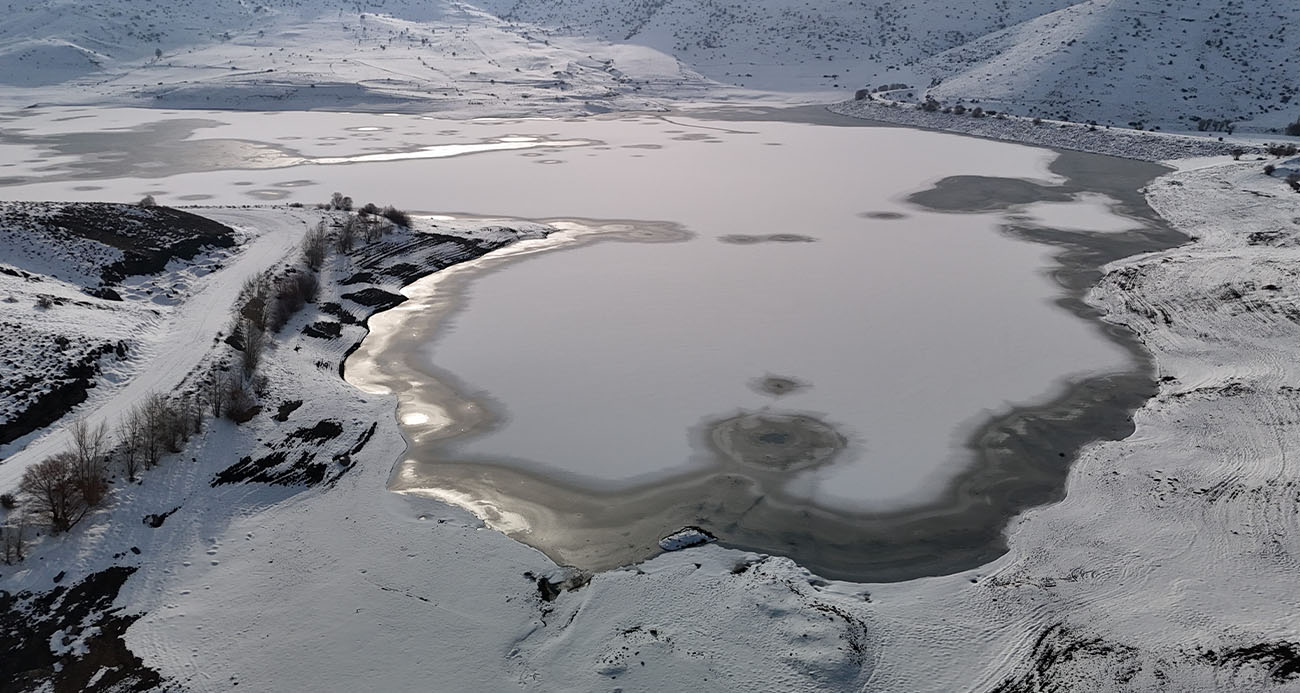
0,203 -> 241,454
2,0 -> 1298,131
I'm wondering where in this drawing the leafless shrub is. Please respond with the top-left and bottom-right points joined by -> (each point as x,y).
295,270 -> 319,302
187,393 -> 205,435
237,274 -> 272,331
336,215 -> 358,253
69,418 -> 110,507
381,206 -> 412,227
302,220 -> 330,271
267,271 -> 320,332
0,493 -> 15,509
364,217 -> 393,243
136,392 -> 176,468
329,192 -> 353,211
226,378 -> 258,423
240,318 -> 265,377
1267,143 -> 1298,158
138,195 -> 157,207
118,409 -> 144,482
36,295 -> 54,309
205,369 -> 233,419
1,519 -> 25,564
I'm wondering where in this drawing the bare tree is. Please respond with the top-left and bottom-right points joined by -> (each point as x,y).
69,418 -> 110,507
237,274 -> 272,332
174,395 -> 194,445
188,392 -> 205,435
20,454 -> 86,532
363,217 -> 393,243
140,392 -> 172,468
268,271 -> 320,332
205,369 -> 232,418
119,408 -> 144,482
302,220 -> 330,270
161,399 -> 186,453
336,215 -> 357,253
329,192 -> 353,211
241,318 -> 264,377
226,377 -> 257,422
1,517 -> 25,564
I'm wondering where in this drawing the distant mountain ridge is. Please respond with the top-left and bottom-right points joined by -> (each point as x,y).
480,0 -> 1300,132
1,0 -> 1297,132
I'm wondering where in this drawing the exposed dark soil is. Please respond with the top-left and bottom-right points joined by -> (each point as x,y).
287,420 -> 344,444
340,287 -> 405,311
990,624 -> 1141,692
991,626 -> 1300,691
0,566 -> 166,693
142,506 -> 180,529
318,302 -> 357,324
218,226 -> 528,491
302,320 -> 342,339
0,339 -> 126,447
334,228 -> 523,381
212,419 -> 352,487
0,202 -> 236,286
272,399 -> 303,422
1202,641 -> 1300,683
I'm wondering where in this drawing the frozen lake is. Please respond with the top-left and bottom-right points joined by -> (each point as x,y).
0,105 -> 1177,579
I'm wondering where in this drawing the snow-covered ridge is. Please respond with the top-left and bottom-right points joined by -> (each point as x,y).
3,0 -> 1299,131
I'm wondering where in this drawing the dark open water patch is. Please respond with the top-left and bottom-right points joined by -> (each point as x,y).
718,233 -> 817,244
750,374 -> 809,396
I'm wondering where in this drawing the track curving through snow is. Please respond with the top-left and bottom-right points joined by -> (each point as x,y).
0,208 -> 310,491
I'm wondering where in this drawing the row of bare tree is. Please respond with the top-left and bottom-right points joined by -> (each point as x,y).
2,211 -> 364,556
10,391 -> 201,540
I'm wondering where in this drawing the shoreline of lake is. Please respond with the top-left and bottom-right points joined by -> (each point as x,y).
343,120 -> 1182,582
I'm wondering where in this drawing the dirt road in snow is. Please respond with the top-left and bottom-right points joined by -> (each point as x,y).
0,208 -> 310,490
